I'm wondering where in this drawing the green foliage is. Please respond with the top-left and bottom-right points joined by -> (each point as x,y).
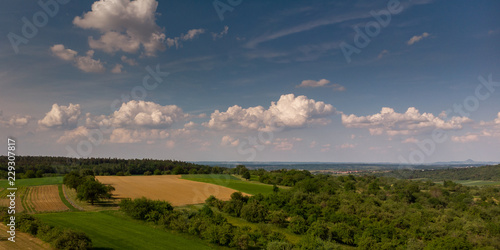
242,170 -> 251,180
76,176 -> 115,205
241,202 -> 268,223
16,214 -> 92,249
36,211 -> 212,249
120,197 -> 173,221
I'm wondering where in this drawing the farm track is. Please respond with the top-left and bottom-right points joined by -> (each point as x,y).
96,175 -> 248,206
62,184 -> 83,211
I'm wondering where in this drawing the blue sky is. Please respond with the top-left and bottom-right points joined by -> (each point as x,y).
1,0 -> 499,163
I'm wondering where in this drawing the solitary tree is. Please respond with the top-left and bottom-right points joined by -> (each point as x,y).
242,170 -> 251,180
76,177 -> 114,205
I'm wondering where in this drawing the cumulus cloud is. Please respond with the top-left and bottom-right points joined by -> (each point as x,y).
212,26 -> 229,40
111,64 -> 124,74
342,107 -> 472,136
204,94 -> 336,132
221,135 -> 240,147
0,112 -> 32,127
478,112 -> 500,138
166,28 -> 205,49
51,44 -> 77,61
121,55 -> 138,66
73,0 -> 166,56
51,45 -> 105,73
38,103 -> 81,129
95,100 -> 187,129
57,126 -> 90,144
451,134 -> 479,143
407,32 -> 430,45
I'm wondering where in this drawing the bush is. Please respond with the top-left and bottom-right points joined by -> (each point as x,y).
289,216 -> 307,234
241,202 -> 268,223
53,230 -> 92,250
120,197 -> 173,221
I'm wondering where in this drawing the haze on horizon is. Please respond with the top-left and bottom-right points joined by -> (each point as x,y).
0,0 -> 499,163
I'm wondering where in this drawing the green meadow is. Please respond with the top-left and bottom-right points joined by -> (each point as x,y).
182,174 -> 274,195
35,210 -> 216,250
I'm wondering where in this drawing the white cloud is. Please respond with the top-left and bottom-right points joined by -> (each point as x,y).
298,79 -> 330,88
377,49 -> 389,59
166,140 -> 175,149
109,128 -> 169,143
51,45 -> 105,73
407,32 -> 430,45
309,140 -> 317,148
57,126 -> 90,144
204,94 -> 336,132
38,103 -> 81,129
337,143 -> 356,149
75,50 -> 106,73
50,44 -> 77,61
297,79 -> 345,91
96,100 -> 187,129
221,135 -> 240,147
73,0 -> 166,56
212,26 -> 229,40
111,64 -> 124,74
332,84 -> 346,92
0,113 -> 32,127
121,55 -> 138,66
478,112 -> 500,138
451,134 -> 479,143
166,28 -> 205,49
402,137 -> 419,144
342,107 -> 472,136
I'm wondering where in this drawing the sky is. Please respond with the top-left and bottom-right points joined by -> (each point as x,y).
0,0 -> 499,163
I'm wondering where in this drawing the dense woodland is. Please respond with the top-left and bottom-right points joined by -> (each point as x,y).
378,165 -> 500,181
0,156 -> 228,178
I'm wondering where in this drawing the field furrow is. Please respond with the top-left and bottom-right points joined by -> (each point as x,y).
31,185 -> 69,212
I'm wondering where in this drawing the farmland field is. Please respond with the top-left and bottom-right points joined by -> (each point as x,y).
0,223 -> 52,250
96,175 -> 247,206
182,174 -> 274,195
30,185 -> 69,212
35,210 -> 215,250
0,176 -> 63,187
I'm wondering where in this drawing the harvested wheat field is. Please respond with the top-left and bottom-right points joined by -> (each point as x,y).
0,223 -> 52,250
96,175 -> 249,206
30,185 -> 69,212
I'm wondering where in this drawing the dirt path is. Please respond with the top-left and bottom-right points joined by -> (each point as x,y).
96,175 -> 247,206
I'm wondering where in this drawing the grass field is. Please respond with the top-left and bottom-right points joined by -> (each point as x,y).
0,176 -> 63,188
96,175 -> 244,206
182,174 -> 273,195
35,210 -> 216,250
181,174 -> 274,195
